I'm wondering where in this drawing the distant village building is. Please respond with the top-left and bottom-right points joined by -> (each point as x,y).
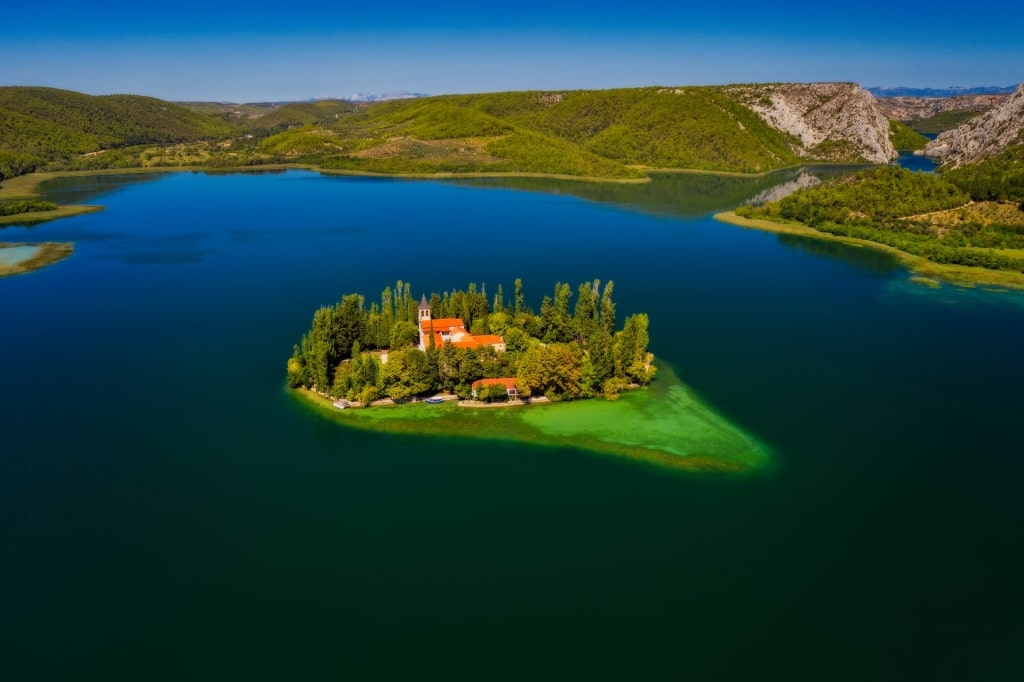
418,295 -> 506,352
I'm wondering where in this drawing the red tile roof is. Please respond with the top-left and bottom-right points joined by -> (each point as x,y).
472,377 -> 518,390
420,318 -> 465,332
472,335 -> 504,345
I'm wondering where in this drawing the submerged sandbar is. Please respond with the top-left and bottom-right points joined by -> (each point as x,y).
292,363 -> 770,473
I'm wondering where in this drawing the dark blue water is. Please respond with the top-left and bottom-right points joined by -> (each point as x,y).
2,170 -> 1023,680
896,152 -> 938,172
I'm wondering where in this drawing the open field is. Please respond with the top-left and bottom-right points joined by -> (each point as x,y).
906,200 -> 1024,233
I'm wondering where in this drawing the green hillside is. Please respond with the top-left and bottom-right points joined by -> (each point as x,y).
245,99 -> 364,131
0,84 -> 908,185
0,86 -> 232,178
889,119 -> 929,151
474,88 -> 802,172
251,87 -> 807,177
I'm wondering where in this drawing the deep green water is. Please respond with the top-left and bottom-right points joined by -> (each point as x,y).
2,169 -> 1023,680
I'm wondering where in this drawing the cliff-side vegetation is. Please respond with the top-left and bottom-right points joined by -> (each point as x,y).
942,144 -> 1024,202
889,120 -> 929,151
908,109 -> 990,135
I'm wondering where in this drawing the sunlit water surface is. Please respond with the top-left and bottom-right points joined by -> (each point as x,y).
2,168 -> 1022,680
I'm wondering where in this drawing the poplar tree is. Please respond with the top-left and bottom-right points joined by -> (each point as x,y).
599,280 -> 616,334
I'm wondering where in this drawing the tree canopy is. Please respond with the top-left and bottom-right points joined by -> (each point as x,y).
287,279 -> 655,404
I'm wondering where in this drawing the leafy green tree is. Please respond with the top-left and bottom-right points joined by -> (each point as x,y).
302,306 -> 337,391
615,313 -> 655,385
286,345 -> 307,388
333,294 -> 366,362
502,326 -> 530,354
390,321 -> 419,349
517,343 -> 584,400
573,279 -> 600,344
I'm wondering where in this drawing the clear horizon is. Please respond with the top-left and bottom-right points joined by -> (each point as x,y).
2,1 -> 1021,102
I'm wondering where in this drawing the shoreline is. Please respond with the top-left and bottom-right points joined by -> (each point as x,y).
0,164 -> 650,201
714,210 -> 1024,291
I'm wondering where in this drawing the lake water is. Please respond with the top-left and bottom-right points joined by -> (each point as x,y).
895,151 -> 938,173
2,169 -> 1023,680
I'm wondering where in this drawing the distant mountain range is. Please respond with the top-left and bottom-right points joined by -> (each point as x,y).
868,85 -> 1018,98
343,91 -> 428,102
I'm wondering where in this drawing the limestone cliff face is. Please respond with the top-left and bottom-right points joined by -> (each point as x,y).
727,82 -> 896,163
923,84 -> 1024,167
873,93 -> 1008,121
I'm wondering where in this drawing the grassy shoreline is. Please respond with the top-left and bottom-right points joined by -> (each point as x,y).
288,363 -> 771,474
714,210 -> 1024,291
0,204 -> 103,226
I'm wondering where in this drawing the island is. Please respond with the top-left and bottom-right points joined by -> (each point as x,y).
288,279 -> 655,404
287,280 -> 770,472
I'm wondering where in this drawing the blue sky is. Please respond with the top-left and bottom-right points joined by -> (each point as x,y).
2,2 -> 1021,101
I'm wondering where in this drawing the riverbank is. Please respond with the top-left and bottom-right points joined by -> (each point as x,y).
714,211 -> 1024,291
290,363 -> 770,473
0,242 -> 74,277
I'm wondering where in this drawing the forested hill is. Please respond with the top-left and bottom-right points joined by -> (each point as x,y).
0,85 -> 228,154
0,86 -> 232,179
4,83 -> 901,183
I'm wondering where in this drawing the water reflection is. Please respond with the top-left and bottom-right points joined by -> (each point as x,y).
774,233 -> 902,275
37,173 -> 165,205
448,165 -> 867,220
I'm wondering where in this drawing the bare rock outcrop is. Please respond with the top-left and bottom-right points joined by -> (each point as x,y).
923,84 -> 1024,167
727,82 -> 896,163
873,94 -> 1009,122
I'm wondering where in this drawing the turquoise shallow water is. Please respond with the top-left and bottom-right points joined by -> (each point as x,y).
2,169 -> 1023,680
0,244 -> 40,266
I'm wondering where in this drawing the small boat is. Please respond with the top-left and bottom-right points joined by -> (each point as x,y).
332,400 -> 350,409
424,397 -> 444,404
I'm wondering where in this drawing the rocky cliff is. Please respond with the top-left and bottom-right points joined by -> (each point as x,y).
726,82 -> 895,164
924,84 -> 1024,167
873,94 -> 1009,122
